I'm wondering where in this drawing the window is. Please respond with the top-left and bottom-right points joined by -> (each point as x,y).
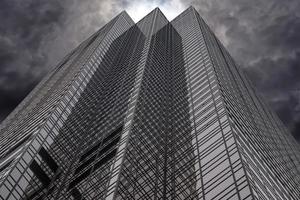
29,160 -> 51,187
38,147 -> 58,173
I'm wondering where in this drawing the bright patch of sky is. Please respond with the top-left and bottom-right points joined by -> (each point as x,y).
125,0 -> 186,22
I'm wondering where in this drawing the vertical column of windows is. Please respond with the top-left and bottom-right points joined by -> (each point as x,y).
172,7 -> 253,200
104,9 -> 169,200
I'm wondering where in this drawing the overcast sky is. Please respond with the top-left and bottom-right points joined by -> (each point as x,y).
0,0 -> 299,141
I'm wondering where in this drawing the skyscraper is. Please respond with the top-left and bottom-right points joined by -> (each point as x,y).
0,6 -> 299,200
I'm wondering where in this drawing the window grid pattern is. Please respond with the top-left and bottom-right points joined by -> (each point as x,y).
113,21 -> 196,199
0,12 -> 136,200
0,6 -> 299,200
104,9 -> 170,200
172,7 -> 252,200
195,7 -> 300,200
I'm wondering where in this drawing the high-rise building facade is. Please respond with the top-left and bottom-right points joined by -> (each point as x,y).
0,6 -> 299,200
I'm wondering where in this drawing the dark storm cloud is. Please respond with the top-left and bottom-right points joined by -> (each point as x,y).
0,0 -> 65,120
0,0 -> 122,121
184,0 -> 300,141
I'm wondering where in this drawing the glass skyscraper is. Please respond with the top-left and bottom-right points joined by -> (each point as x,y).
0,6 -> 299,200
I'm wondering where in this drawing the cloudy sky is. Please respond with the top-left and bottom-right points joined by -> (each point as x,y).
0,0 -> 299,141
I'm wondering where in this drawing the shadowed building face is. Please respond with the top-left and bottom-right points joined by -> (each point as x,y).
0,7 -> 300,200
